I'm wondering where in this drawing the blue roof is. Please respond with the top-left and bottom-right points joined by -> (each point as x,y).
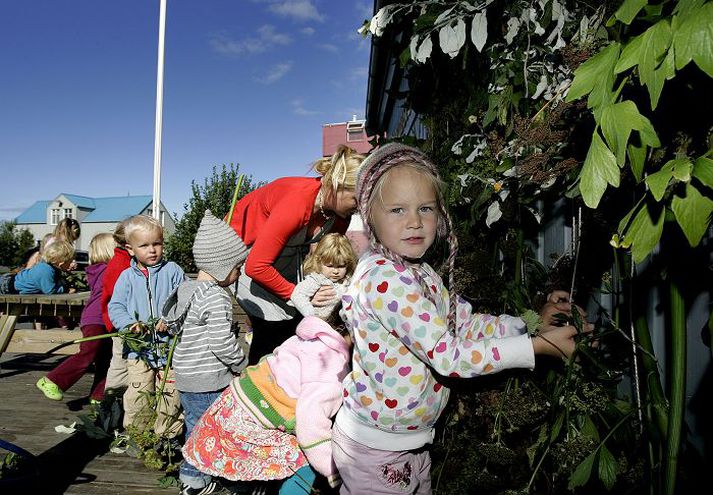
15,200 -> 50,224
83,195 -> 153,222
60,193 -> 95,209
15,195 -> 154,224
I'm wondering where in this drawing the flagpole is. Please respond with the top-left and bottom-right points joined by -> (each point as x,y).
152,0 -> 167,222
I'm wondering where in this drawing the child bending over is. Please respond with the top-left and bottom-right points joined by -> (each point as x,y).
290,232 -> 357,319
108,215 -> 186,438
162,211 -> 250,495
1,240 -> 75,294
333,143 -> 589,494
182,309 -> 351,494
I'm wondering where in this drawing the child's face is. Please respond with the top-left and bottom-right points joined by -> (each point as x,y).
218,263 -> 242,287
370,166 -> 438,261
127,229 -> 164,268
56,259 -> 74,272
321,262 -> 348,283
330,188 -> 358,218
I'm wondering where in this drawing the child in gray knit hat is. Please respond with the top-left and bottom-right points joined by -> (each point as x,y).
162,210 -> 250,495
289,233 -> 357,320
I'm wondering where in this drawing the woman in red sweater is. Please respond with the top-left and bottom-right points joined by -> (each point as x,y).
228,145 -> 365,363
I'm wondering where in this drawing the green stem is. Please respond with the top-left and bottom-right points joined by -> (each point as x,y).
634,314 -> 668,439
226,174 -> 245,224
663,280 -> 686,495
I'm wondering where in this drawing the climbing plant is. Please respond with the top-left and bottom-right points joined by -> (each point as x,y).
361,0 -> 712,493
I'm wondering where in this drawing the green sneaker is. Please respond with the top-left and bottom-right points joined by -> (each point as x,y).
36,377 -> 63,400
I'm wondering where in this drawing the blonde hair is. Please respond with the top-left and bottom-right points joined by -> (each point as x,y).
89,233 -> 116,264
42,240 -> 75,265
40,233 -> 54,252
313,145 -> 365,196
124,215 -> 163,243
53,218 -> 81,243
113,219 -> 128,246
303,233 -> 357,278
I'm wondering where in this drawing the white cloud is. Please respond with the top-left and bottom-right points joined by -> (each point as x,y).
291,98 -> 320,116
317,43 -> 339,53
257,62 -> 294,84
301,27 -> 315,36
269,0 -> 325,22
209,25 -> 291,56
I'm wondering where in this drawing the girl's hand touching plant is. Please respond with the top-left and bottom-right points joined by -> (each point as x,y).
534,290 -> 593,359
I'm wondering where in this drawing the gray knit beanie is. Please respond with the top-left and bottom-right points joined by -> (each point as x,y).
193,210 -> 249,282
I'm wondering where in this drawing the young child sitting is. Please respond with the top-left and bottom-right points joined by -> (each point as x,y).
0,240 -> 75,295
108,215 -> 186,438
36,233 -> 115,402
289,233 -> 357,319
161,210 -> 250,495
182,309 -> 351,495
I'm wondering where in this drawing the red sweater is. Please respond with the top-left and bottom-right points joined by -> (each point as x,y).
228,177 -> 348,300
101,247 -> 132,330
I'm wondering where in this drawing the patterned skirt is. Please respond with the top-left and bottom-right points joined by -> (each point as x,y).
182,387 -> 307,481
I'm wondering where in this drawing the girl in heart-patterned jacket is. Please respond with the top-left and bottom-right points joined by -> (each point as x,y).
333,143 -> 586,495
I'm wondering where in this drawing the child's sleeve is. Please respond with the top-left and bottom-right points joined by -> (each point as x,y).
454,294 -> 527,338
289,275 -> 321,317
203,289 -> 245,371
294,343 -> 344,483
42,265 -> 64,294
108,273 -> 136,331
358,264 -> 535,377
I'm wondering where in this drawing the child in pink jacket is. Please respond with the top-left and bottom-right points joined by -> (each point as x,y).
182,314 -> 351,493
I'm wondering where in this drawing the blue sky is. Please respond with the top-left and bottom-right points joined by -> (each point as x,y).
0,0 -> 373,221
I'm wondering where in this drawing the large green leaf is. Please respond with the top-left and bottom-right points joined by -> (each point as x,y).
615,33 -> 644,73
625,202 -> 665,263
628,143 -> 647,182
580,131 -> 620,208
647,49 -> 676,109
693,156 -> 713,189
615,0 -> 648,24
645,160 -> 675,201
598,445 -> 618,490
601,100 -> 653,165
672,157 -> 693,182
568,450 -> 596,490
638,20 -> 673,89
566,43 -> 620,107
673,2 -> 713,77
671,182 -> 713,246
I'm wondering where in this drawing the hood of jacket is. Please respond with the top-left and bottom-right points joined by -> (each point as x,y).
85,262 -> 107,291
295,316 -> 350,358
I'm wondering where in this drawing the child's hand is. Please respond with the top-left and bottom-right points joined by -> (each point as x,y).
311,285 -> 337,307
68,287 -> 77,294
155,319 -> 168,333
532,326 -> 580,358
539,290 -> 590,328
130,322 -> 146,334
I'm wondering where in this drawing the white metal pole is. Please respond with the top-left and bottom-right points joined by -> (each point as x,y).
152,0 -> 167,222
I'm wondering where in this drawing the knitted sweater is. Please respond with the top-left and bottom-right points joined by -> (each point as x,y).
13,261 -> 65,294
230,316 -> 350,481
228,177 -> 349,301
337,251 -> 535,451
166,281 -> 246,393
289,273 -> 350,319
101,247 -> 132,331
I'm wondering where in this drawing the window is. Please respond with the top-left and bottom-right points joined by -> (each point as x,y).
64,208 -> 73,219
51,209 -> 61,225
346,120 -> 366,143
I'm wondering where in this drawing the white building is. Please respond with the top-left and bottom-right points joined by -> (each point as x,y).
15,193 -> 175,253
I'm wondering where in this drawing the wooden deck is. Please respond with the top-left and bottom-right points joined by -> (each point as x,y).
0,352 -> 170,494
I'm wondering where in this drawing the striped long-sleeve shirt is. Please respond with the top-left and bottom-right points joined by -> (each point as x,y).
171,281 -> 246,393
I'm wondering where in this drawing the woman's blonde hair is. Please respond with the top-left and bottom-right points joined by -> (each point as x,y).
303,233 -> 357,278
89,233 -> 116,264
124,215 -> 163,243
313,145 -> 365,196
53,218 -> 81,243
42,240 -> 75,265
